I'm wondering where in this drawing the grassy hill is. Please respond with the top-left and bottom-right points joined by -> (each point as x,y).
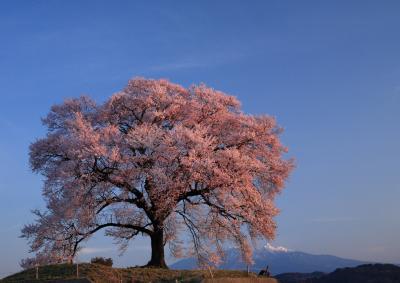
309,264 -> 400,283
1,263 -> 278,283
274,264 -> 400,283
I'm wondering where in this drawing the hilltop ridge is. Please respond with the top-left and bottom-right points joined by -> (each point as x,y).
0,263 -> 276,283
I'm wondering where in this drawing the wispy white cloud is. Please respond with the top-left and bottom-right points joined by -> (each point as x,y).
310,217 -> 358,223
147,50 -> 249,73
79,247 -> 113,255
0,119 -> 15,129
148,61 -> 208,72
264,243 -> 290,253
126,245 -> 151,252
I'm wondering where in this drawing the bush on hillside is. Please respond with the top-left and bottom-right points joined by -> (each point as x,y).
90,257 -> 113,267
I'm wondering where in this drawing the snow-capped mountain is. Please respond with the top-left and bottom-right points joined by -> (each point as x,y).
170,244 -> 367,275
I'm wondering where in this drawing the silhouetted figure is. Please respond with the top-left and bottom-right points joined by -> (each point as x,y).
258,265 -> 271,277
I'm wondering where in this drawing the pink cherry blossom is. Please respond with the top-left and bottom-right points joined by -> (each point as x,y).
22,78 -> 294,269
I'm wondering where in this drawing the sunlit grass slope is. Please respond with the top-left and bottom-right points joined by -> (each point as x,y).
1,263 -> 278,283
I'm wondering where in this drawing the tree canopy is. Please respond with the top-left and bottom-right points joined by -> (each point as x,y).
21,78 -> 293,269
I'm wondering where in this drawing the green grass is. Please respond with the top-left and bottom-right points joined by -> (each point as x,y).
1,263 -> 277,283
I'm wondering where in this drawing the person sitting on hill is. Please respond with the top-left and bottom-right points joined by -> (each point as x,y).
258,265 -> 271,277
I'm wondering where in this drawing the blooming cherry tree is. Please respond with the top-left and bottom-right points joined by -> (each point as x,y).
22,78 -> 293,268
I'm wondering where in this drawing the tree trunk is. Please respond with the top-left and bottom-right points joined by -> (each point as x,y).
146,228 -> 168,269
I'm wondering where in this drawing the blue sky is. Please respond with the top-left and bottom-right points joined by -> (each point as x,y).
1,0 -> 400,277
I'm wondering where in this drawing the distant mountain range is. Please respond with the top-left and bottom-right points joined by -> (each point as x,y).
275,264 -> 400,283
171,244 -> 368,275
